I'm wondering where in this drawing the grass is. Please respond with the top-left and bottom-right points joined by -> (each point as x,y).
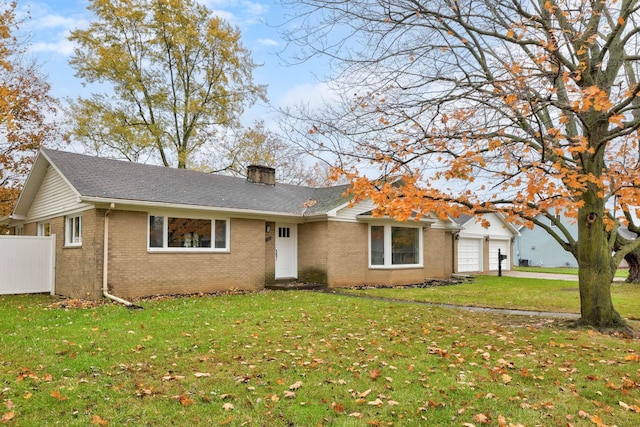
0,290 -> 638,426
513,266 -> 629,278
339,275 -> 640,321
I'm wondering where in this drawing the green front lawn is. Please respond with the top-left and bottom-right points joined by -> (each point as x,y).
340,275 -> 640,320
514,266 -> 629,278
0,289 -> 638,426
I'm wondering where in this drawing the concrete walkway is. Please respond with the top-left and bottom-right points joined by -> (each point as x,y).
489,270 -> 578,281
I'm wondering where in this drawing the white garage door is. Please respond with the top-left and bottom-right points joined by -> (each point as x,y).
458,238 -> 482,272
489,240 -> 510,271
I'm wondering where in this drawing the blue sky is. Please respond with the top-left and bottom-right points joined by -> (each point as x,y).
16,0 -> 329,126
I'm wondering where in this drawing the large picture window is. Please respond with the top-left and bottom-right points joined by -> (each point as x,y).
65,215 -> 82,246
369,224 -> 422,268
149,215 -> 228,251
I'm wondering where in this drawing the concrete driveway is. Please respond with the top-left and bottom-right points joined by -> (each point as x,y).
491,270 -> 625,282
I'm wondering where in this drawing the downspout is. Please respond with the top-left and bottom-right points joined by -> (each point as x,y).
103,203 -> 134,307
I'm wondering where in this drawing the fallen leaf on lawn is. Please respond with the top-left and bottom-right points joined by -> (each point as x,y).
1,411 -> 15,423
3,401 -> 13,410
332,402 -> 345,413
289,381 -> 303,390
368,398 -> 383,406
222,402 -> 234,411
501,374 -> 512,384
624,353 -> 640,362
474,413 -> 491,424
91,414 -> 109,426
387,400 -> 399,406
194,372 -> 211,378
348,412 -> 362,418
619,401 -> 640,412
283,390 -> 296,398
359,388 -> 372,398
369,369 -> 381,379
162,374 -> 185,382
578,410 -> 590,418
179,395 -> 194,406
219,415 -> 233,425
50,390 -> 68,401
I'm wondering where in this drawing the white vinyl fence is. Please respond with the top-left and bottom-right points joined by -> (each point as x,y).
0,235 -> 56,295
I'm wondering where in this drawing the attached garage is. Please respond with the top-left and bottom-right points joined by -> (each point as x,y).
488,239 -> 511,271
457,237 -> 483,272
455,213 -> 519,273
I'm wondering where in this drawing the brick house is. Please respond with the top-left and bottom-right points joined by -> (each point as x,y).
1,149 -> 459,300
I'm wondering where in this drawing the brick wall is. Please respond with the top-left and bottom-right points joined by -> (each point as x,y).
55,210 -> 103,299
106,211 -> 266,298
325,222 -> 454,287
264,221 -> 276,283
298,221 -> 328,282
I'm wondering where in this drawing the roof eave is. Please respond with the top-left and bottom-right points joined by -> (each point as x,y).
80,196 -> 307,220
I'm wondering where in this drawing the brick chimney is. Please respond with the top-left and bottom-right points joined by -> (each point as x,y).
247,165 -> 276,185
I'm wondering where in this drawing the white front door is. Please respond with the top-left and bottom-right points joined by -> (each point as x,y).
275,223 -> 297,279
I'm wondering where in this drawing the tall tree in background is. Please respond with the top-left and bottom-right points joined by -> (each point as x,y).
0,1 -> 58,218
68,0 -> 266,169
282,0 -> 640,331
212,120 -> 332,186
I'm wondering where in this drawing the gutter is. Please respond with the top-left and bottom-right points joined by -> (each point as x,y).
103,203 -> 137,307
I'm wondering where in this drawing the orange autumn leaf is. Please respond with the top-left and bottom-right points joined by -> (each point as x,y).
369,369 -> 381,380
91,414 -> 109,426
179,395 -> 194,406
1,411 -> 15,423
50,390 -> 68,401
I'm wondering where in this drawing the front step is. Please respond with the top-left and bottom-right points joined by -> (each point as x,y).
265,282 -> 328,291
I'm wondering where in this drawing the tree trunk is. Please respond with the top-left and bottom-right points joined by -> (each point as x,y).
577,197 -> 626,329
624,252 -> 640,284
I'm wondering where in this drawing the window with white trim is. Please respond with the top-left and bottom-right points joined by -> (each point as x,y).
65,215 -> 82,246
369,224 -> 422,268
148,215 -> 229,251
38,221 -> 51,236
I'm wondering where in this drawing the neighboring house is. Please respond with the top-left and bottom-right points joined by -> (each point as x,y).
454,213 -> 520,273
1,149 -> 460,300
513,213 -> 578,268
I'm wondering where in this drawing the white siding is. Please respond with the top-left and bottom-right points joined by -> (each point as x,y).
28,166 -> 87,220
333,199 -> 376,222
459,213 -> 515,238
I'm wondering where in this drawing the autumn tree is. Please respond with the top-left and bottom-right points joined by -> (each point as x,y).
281,0 -> 640,330
68,0 -> 266,169
207,120 -> 331,186
0,1 -> 58,218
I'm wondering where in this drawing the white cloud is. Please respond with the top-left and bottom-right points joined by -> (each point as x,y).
30,39 -> 76,56
278,81 -> 338,110
257,38 -> 279,47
